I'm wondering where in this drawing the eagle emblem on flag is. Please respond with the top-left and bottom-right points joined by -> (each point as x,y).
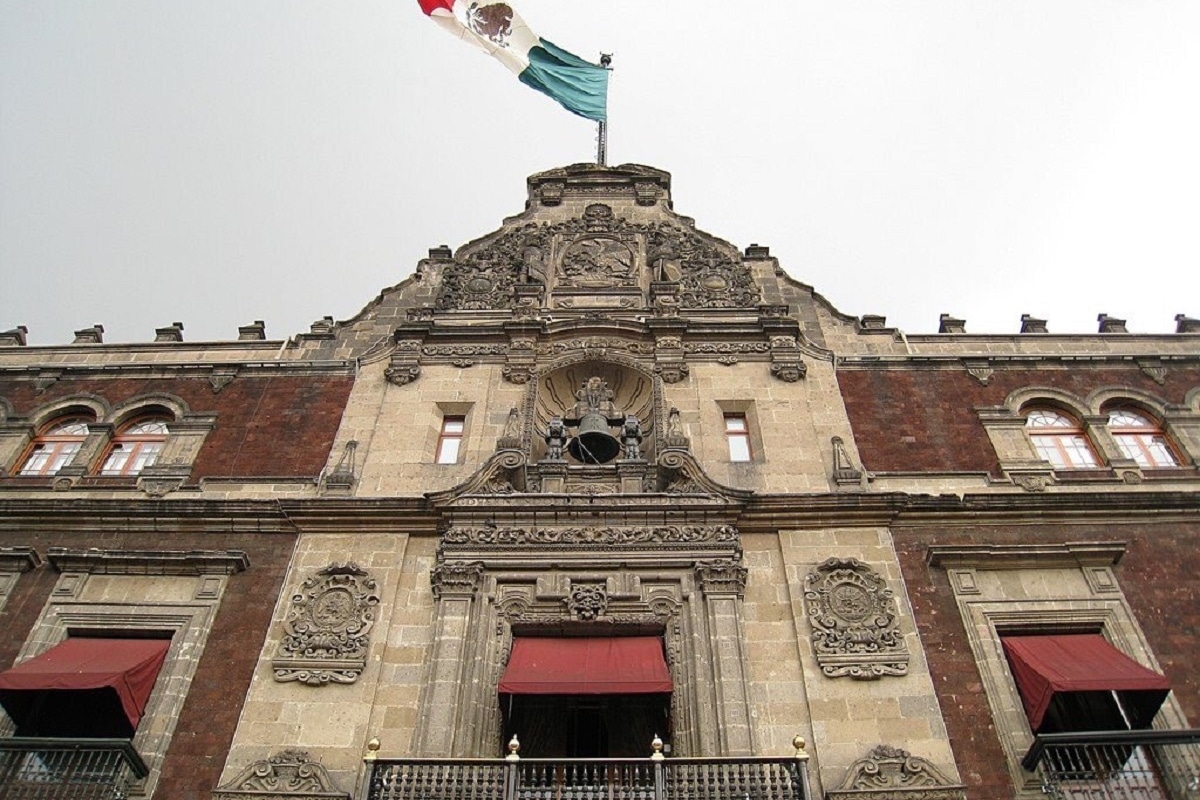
465,3 -> 514,45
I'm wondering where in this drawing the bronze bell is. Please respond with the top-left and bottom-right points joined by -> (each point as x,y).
567,411 -> 622,464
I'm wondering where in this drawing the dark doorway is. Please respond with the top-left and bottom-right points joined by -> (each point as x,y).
504,693 -> 670,758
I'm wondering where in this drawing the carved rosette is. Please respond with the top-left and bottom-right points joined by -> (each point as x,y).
827,745 -> 966,800
212,749 -> 348,800
430,561 -> 485,598
273,563 -> 379,686
804,558 -> 909,679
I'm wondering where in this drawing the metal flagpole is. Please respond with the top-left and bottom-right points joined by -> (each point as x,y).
597,53 -> 612,166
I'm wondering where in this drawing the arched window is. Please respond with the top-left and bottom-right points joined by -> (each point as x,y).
18,417 -> 91,476
100,418 -> 170,476
1025,408 -> 1099,469
1107,408 -> 1180,468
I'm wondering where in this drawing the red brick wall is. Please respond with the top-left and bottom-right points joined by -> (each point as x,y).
838,367 -> 1200,475
0,529 -> 296,800
894,522 -> 1200,800
0,374 -> 353,479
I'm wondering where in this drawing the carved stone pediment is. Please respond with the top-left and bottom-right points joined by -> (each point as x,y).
212,750 -> 348,800
272,563 -> 379,686
827,745 -> 966,800
804,558 -> 909,679
433,202 -> 762,312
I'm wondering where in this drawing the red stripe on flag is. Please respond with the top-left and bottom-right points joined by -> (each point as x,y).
417,0 -> 455,15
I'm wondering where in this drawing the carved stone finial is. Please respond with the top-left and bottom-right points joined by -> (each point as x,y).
1098,313 -> 1128,333
1019,314 -> 1048,334
324,440 -> 358,494
831,436 -> 863,486
1176,313 -> 1200,333
804,558 -> 909,679
155,321 -> 184,342
506,735 -> 521,761
937,314 -> 965,334
364,737 -> 380,762
650,734 -> 665,761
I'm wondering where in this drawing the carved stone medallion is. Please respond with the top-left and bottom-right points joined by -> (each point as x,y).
273,563 -> 379,686
804,558 -> 909,679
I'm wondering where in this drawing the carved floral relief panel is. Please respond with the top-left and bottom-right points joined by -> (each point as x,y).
804,557 -> 909,679
273,563 -> 380,686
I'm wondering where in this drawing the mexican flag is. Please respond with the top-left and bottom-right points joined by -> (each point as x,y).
417,1 -> 609,121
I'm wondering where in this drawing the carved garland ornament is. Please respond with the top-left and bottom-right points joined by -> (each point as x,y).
442,524 -> 740,547
273,563 -> 379,686
804,558 -> 909,679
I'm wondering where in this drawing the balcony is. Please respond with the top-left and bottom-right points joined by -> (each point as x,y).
364,738 -> 813,800
0,738 -> 148,800
1023,729 -> 1200,800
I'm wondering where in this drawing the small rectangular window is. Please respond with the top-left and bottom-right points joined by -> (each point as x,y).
724,414 -> 751,462
436,416 -> 465,464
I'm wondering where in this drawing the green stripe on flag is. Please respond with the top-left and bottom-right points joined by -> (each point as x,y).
519,39 -> 609,121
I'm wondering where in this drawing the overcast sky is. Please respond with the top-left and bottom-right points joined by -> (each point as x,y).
2,1 -> 1198,346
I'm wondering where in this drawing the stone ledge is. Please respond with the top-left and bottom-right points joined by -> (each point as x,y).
47,547 -> 250,575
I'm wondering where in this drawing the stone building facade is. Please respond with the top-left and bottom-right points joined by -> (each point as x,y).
0,163 -> 1196,800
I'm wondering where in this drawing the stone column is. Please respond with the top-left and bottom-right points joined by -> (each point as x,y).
414,561 -> 484,756
695,559 -> 754,755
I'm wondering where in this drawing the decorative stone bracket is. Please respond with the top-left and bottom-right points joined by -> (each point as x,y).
385,322 -> 431,386
212,750 -> 348,800
273,563 -> 379,686
827,745 -> 966,800
804,558 -> 909,679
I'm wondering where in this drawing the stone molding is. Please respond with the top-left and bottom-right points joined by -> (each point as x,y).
430,561 -> 485,598
827,745 -> 966,800
46,548 -> 249,576
695,559 -> 748,597
212,750 -> 348,800
804,558 -> 909,679
0,546 -> 42,573
273,562 -> 379,686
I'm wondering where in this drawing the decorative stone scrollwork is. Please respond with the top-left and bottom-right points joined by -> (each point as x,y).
695,559 -> 748,597
770,361 -> 806,382
430,561 -> 485,598
212,749 -> 348,800
655,362 -> 690,384
963,359 -> 993,385
1013,473 -> 1052,492
827,745 -> 966,800
566,584 -> 608,620
501,364 -> 535,384
210,367 -> 238,394
273,563 -> 379,686
385,343 -> 422,386
442,525 -> 740,548
139,478 -> 183,497
804,558 -> 909,679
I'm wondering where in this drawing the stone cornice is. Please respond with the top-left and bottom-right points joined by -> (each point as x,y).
926,541 -> 1126,570
47,547 -> 249,575
0,546 -> 42,573
0,359 -> 355,380
836,353 -> 1200,370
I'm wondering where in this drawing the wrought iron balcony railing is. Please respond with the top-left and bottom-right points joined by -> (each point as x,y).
364,739 -> 813,800
1023,728 -> 1200,800
0,738 -> 149,800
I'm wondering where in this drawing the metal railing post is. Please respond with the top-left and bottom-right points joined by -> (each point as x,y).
651,734 -> 665,800
504,734 -> 521,800
793,735 -> 812,800
360,737 -> 381,800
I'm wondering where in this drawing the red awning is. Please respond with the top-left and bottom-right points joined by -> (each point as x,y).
1002,634 -> 1170,732
499,636 -> 673,696
0,637 -> 169,736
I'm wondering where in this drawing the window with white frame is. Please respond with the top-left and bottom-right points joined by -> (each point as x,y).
1106,408 -> 1180,468
1025,408 -> 1099,469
